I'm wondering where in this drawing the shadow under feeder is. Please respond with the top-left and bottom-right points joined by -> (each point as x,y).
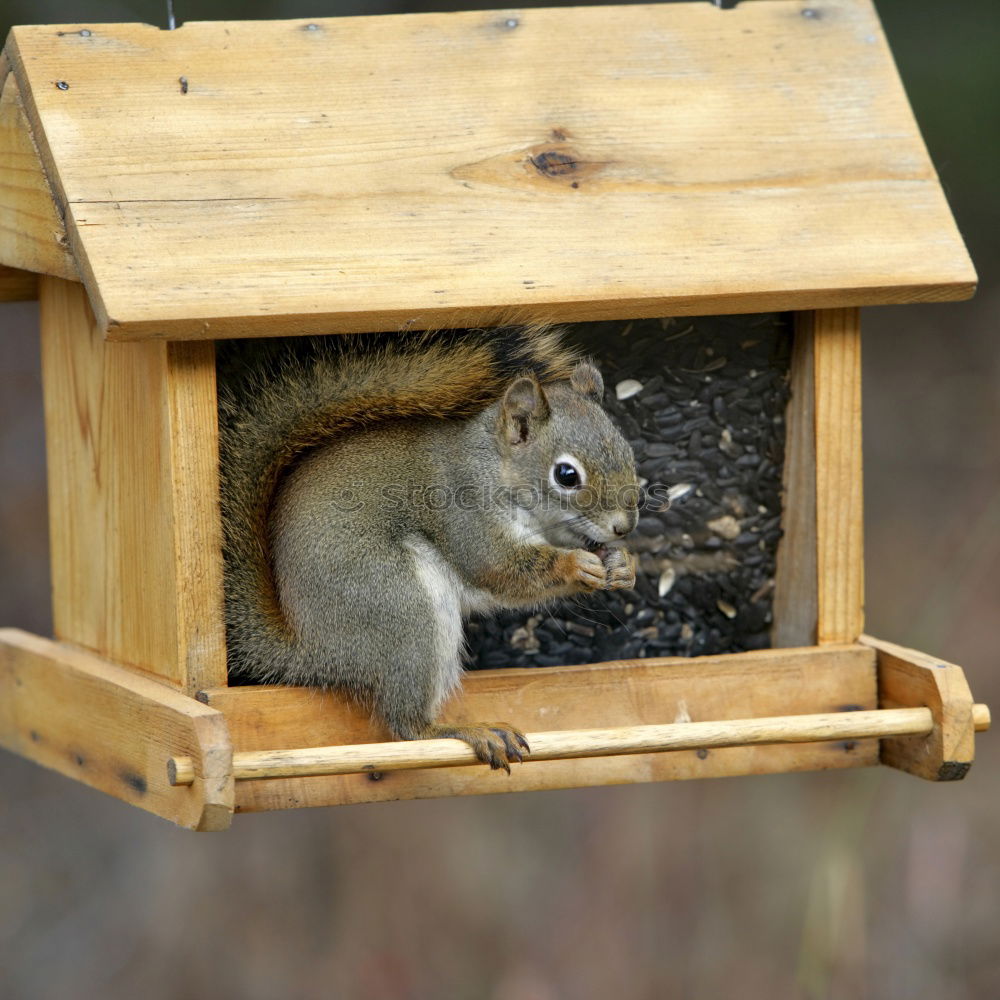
0,2 -> 988,831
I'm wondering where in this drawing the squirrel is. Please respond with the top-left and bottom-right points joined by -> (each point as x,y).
217,323 -> 639,772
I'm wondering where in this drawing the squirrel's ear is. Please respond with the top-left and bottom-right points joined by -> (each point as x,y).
569,361 -> 604,401
501,374 -> 550,444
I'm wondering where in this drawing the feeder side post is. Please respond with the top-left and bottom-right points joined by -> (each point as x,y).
38,276 -> 227,694
812,308 -> 864,644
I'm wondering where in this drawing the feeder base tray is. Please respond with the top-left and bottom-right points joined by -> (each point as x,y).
0,630 -> 988,831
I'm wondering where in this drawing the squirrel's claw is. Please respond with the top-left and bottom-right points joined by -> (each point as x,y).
512,729 -> 532,755
489,724 -> 531,764
492,752 -> 512,775
472,727 -> 512,773
418,722 -> 529,774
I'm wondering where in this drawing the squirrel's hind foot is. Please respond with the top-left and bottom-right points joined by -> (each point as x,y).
421,722 -> 530,774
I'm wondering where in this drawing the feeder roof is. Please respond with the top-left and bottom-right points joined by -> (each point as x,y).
0,1 -> 976,341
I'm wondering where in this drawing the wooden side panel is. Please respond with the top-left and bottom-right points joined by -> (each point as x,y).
201,646 -> 879,812
865,634 -> 978,781
772,314 -> 818,646
0,628 -> 233,830
166,339 -> 229,691
0,71 -> 75,280
6,2 -> 975,340
813,308 -> 864,644
38,276 -> 227,693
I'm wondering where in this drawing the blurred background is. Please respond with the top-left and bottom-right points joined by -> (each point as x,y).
1,1 -> 997,997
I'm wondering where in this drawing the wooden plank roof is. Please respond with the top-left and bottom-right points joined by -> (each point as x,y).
0,1 -> 976,340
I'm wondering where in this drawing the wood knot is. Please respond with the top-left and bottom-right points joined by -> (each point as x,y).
530,150 -> 579,178
120,770 -> 148,794
450,137 -> 601,191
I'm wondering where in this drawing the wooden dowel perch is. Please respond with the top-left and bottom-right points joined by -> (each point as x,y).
168,704 -> 991,786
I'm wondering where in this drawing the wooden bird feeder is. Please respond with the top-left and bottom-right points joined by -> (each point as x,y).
0,1 -> 990,831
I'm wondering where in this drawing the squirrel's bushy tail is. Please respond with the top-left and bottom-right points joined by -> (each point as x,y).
217,324 -> 578,680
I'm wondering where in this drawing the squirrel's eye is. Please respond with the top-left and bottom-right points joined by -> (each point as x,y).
553,462 -> 581,489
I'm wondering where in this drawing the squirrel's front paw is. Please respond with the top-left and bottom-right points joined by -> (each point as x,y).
558,548 -> 607,591
602,547 -> 636,591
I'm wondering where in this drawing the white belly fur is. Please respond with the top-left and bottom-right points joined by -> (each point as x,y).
404,536 -> 477,711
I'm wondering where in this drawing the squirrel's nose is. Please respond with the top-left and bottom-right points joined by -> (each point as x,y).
612,511 -> 637,537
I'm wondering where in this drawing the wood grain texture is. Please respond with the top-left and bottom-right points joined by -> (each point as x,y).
4,2 -> 975,340
0,263 -> 37,300
772,314 -> 818,646
0,628 -> 233,830
38,276 -> 227,694
813,308 -> 865,643
200,645 -> 879,812
172,707 -> 936,785
0,70 -> 75,281
864,633 -> 982,781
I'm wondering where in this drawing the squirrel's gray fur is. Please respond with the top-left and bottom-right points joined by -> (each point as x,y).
217,325 -> 639,770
